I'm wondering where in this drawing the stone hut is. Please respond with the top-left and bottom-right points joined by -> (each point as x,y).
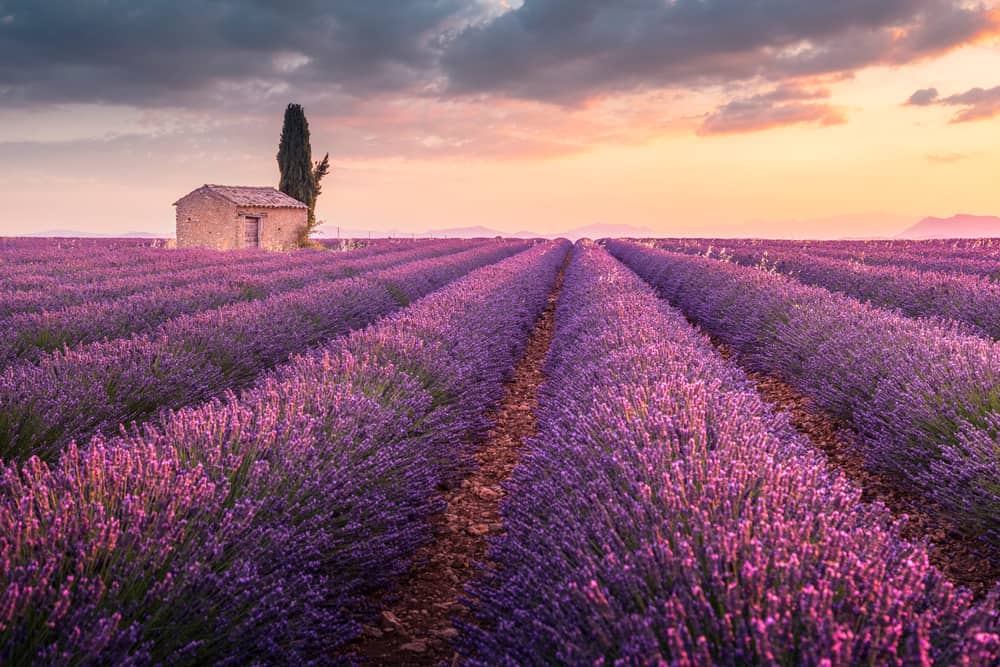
174,184 -> 308,250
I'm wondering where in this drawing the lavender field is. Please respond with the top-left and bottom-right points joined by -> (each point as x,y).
3,237 -> 1000,665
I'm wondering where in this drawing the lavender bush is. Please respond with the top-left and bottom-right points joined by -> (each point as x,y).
0,240 -> 413,323
0,240 -> 570,664
658,241 -> 1000,340
462,241 -> 1000,666
607,240 -> 1000,560
654,237 -> 1000,281
0,241 -> 528,461
0,239 -> 475,364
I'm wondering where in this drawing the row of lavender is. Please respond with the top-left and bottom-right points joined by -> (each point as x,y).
0,240 -> 479,364
0,238 -> 382,281
658,237 -> 1000,258
4,243 -> 282,284
658,240 -> 1000,341
463,241 -> 1000,665
656,238 -> 1000,281
0,237 -> 159,249
0,240 -> 569,664
0,240 -> 409,320
0,241 -> 529,462
606,240 -> 1000,562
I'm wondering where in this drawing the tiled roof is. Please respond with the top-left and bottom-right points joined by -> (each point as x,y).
178,184 -> 308,208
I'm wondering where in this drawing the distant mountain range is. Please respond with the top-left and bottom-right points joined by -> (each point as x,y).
423,226 -> 510,238
895,214 -> 1000,239
550,223 -> 659,240
424,223 -> 657,240
23,229 -> 166,238
316,223 -> 657,241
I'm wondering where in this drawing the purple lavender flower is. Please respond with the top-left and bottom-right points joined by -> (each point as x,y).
462,240 -> 1000,666
607,239 -> 1000,561
0,241 -> 529,461
0,240 -> 569,664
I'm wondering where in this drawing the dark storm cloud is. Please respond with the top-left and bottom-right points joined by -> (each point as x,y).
699,85 -> 845,135
441,0 -> 997,103
0,0 -> 475,107
0,1 -> 995,113
905,84 -> 1000,121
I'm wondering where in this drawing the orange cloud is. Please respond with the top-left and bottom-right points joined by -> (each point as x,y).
904,84 -> 1000,123
698,86 -> 847,136
313,92 -> 691,160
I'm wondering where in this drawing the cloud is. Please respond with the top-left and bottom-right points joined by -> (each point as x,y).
1,0 -> 995,112
942,86 -> 1000,122
441,0 -> 998,104
905,84 -> 1000,122
306,91 -> 687,159
907,87 -> 940,105
2,0 -> 996,165
0,0 -> 483,108
698,85 -> 847,135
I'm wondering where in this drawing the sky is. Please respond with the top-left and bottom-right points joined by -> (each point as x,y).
1,0 -> 999,239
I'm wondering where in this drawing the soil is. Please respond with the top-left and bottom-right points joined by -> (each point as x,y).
713,340 -> 1000,597
346,255 -> 569,665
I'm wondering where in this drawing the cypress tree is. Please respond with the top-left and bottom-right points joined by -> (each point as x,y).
277,103 -> 330,246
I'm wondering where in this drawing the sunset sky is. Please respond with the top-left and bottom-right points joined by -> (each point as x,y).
1,0 -> 999,238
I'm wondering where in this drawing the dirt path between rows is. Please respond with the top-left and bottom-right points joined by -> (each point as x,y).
712,340 -> 999,597
347,255 -> 569,666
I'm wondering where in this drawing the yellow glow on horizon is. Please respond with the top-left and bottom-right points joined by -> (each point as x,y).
311,41 -> 1000,239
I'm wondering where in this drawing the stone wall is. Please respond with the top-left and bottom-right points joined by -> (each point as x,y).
176,191 -> 240,250
239,206 -> 306,251
175,191 -> 307,251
